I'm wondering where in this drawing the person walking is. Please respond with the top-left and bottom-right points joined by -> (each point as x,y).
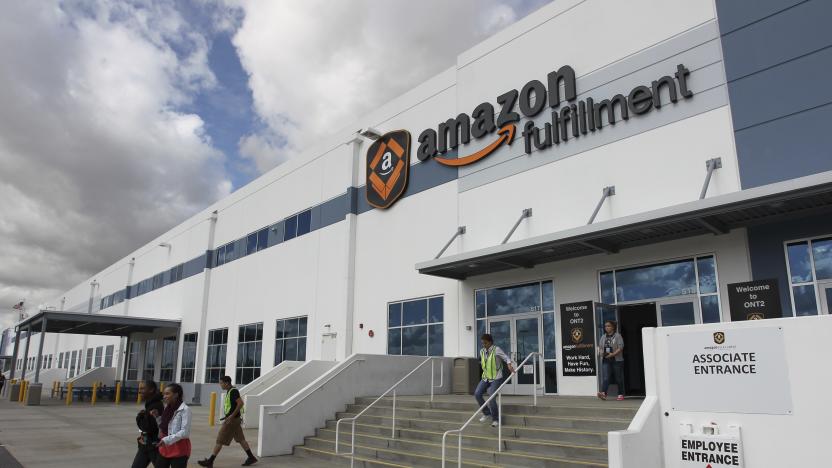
475,334 -> 515,427
0,373 -> 5,397
198,376 -> 257,466
132,380 -> 165,468
597,320 -> 626,401
154,383 -> 191,468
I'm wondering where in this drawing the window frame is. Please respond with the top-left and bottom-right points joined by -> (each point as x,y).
784,235 -> 832,316
205,328 -> 228,384
387,295 -> 445,357
274,316 -> 308,366
179,332 -> 198,383
236,322 -> 263,385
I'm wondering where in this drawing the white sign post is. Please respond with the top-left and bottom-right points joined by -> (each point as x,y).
668,326 -> 792,414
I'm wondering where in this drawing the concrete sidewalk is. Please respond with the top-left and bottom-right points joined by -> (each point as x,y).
0,398 -> 329,467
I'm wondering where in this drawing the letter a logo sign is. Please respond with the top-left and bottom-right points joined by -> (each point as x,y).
366,130 -> 411,209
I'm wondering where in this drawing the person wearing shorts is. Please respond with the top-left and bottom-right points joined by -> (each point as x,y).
197,376 -> 257,467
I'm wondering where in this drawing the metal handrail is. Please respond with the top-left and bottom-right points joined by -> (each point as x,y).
441,351 -> 541,467
336,357 -> 444,467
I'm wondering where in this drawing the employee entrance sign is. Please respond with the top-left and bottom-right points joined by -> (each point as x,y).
680,432 -> 744,468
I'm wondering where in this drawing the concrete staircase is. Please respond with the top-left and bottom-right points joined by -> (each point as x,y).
291,395 -> 640,467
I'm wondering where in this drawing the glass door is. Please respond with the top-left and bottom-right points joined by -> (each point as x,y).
486,315 -> 542,395
594,303 -> 618,390
656,296 -> 700,326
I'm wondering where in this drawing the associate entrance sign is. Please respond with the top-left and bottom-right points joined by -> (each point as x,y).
668,326 -> 792,414
560,301 -> 596,376
727,279 -> 782,321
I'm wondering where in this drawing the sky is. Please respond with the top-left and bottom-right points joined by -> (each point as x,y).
0,0 -> 552,328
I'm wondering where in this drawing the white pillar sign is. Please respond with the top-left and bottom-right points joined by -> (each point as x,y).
668,326 -> 792,414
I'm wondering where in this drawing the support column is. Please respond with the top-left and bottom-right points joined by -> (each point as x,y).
195,211 -> 219,384
51,297 -> 65,370
343,136 -> 364,358
20,325 -> 31,380
121,336 -> 132,383
9,327 -> 20,380
34,318 -> 47,383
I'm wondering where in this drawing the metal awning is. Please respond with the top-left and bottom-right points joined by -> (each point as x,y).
417,170 -> 832,279
14,310 -> 180,336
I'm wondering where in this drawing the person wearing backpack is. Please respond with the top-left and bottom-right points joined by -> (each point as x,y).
198,376 -> 257,467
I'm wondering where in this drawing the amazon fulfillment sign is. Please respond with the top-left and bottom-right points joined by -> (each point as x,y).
367,64 -> 694,208
667,326 -> 792,414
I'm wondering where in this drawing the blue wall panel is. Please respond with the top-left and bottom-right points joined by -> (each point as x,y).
716,0 -> 832,188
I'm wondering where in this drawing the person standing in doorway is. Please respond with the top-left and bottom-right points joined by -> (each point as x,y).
475,334 -> 515,427
597,320 -> 626,401
154,383 -> 192,468
132,380 -> 164,468
198,376 -> 258,466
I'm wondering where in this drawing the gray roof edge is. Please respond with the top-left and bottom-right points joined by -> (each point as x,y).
416,170 -> 832,271
15,310 -> 181,330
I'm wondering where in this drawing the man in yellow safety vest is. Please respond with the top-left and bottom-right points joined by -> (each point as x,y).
197,376 -> 257,466
475,333 -> 515,427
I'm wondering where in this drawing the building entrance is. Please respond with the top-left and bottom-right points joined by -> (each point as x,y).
486,314 -> 541,395
616,303 -> 657,397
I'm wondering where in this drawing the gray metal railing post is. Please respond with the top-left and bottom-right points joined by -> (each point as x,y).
497,393 -> 503,452
392,389 -> 397,438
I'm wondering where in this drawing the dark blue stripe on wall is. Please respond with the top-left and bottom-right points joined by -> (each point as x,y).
716,0 -> 832,188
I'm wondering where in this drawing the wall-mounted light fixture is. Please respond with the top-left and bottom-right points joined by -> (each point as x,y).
358,127 -> 383,140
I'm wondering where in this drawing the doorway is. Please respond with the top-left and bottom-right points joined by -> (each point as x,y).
486,315 -> 541,395
616,303 -> 657,396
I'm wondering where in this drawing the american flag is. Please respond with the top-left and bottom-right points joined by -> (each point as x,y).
12,301 -> 23,310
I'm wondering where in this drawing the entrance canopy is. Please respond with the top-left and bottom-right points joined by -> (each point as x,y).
9,310 -> 179,382
417,171 -> 832,279
15,310 -> 180,336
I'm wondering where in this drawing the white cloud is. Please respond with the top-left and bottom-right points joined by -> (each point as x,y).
229,0 -> 547,173
0,0 -> 231,328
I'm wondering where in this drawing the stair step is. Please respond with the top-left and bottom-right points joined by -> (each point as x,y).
316,427 -> 607,461
294,445 -> 410,467
301,438 -> 499,467
336,410 -> 631,432
304,437 -> 608,468
355,397 -> 640,415
345,403 -> 636,421
323,420 -> 608,448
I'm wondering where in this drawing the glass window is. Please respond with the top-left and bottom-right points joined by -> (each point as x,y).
224,242 -> 236,263
205,328 -> 228,383
615,259 -> 696,302
85,348 -> 94,371
388,303 -> 401,327
403,300 -> 427,326
787,242 -> 813,283
388,296 -> 444,356
126,344 -> 138,381
599,272 -> 615,304
247,233 -> 258,255
58,352 -> 64,368
297,210 -> 312,236
256,228 -> 269,252
542,281 -> 555,311
542,313 -> 557,359
812,238 -> 832,280
275,317 -> 308,365
160,337 -> 177,383
143,340 -> 156,381
696,256 -> 717,294
700,295 -> 721,323
180,333 -> 197,383
659,302 -> 697,326
475,290 -> 486,319
94,346 -> 103,367
104,345 -> 114,368
485,282 -> 541,316
284,216 -> 298,241
236,323 -> 263,385
793,285 -> 818,316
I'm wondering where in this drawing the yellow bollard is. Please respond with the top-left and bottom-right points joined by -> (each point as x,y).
208,392 -> 217,427
19,380 -> 27,403
91,383 -> 98,406
137,381 -> 144,404
115,382 -> 122,405
65,382 -> 73,406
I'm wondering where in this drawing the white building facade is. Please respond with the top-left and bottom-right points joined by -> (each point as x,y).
6,0 -> 832,403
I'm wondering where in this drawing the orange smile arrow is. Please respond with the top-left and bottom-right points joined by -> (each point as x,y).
434,123 -> 516,167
